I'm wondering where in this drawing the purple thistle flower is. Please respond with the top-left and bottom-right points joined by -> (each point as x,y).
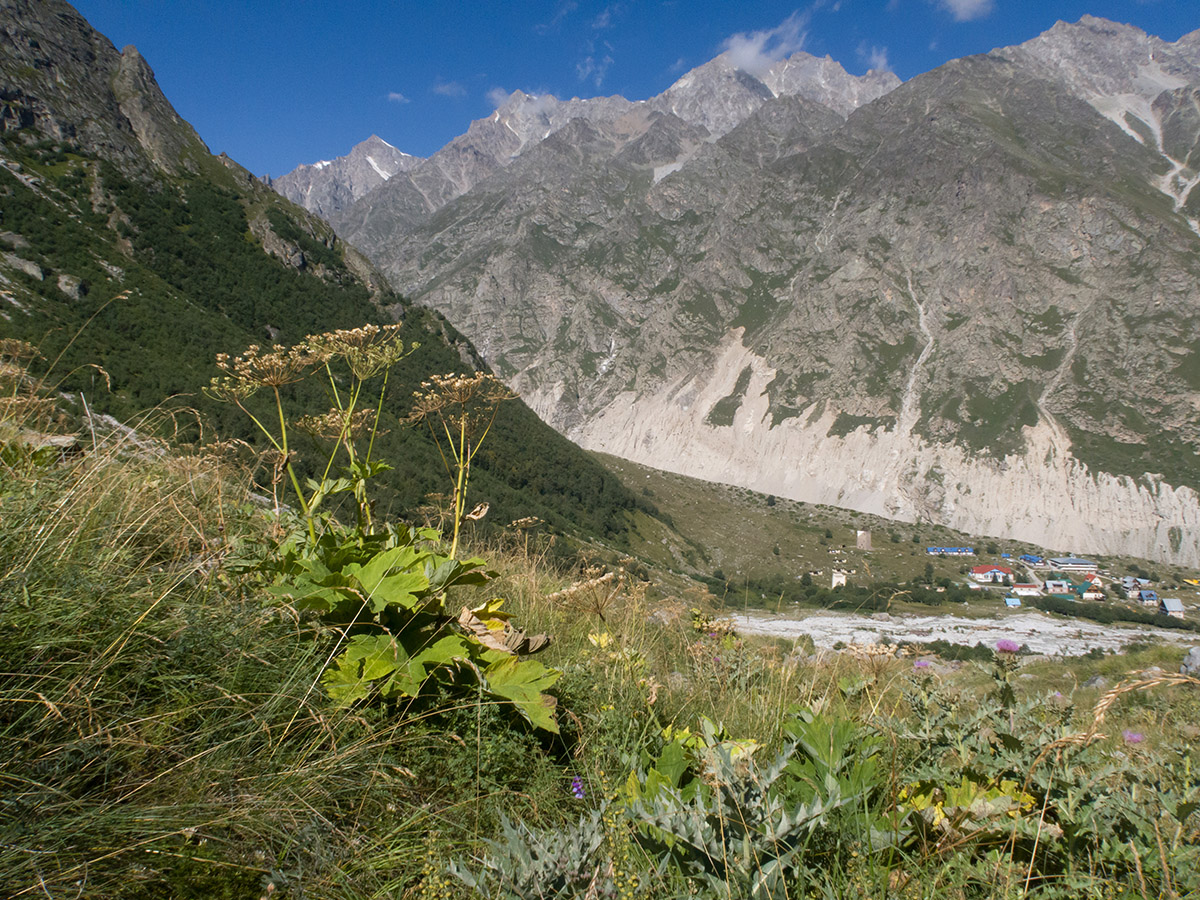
995,639 -> 1020,654
571,776 -> 585,799
913,660 -> 931,669
1122,730 -> 1145,745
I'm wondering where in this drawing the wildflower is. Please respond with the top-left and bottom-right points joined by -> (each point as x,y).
570,776 -> 585,799
0,338 -> 41,363
1122,730 -> 1145,744
305,323 -> 411,379
914,659 -> 931,669
214,341 -> 326,388
407,371 -> 514,427
995,639 -> 1020,653
294,407 -> 383,442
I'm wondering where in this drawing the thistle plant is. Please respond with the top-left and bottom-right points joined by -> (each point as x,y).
407,372 -> 513,559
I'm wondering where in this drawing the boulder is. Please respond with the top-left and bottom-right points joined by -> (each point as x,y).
1180,647 -> 1200,677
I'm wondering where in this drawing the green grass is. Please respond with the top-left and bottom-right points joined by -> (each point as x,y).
704,365 -> 753,427
5,357 -> 1200,899
597,452 -> 1069,588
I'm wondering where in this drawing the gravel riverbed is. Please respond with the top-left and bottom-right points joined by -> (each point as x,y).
731,610 -> 1196,656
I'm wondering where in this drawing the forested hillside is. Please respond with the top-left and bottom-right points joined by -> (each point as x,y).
0,0 -> 653,542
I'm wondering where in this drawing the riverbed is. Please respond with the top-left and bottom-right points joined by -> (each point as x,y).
731,610 -> 1197,656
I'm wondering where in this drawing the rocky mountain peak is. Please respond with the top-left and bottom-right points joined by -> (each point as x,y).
657,49 -> 899,137
111,44 -> 207,173
269,133 -> 421,220
1005,15 -> 1200,111
762,51 -> 901,116
1002,16 -> 1200,229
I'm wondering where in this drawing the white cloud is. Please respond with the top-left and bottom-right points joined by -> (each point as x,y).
534,0 -> 577,34
856,42 -> 891,72
432,80 -> 467,97
387,91 -> 409,104
937,0 -> 994,22
669,57 -> 687,73
576,54 -> 614,87
487,87 -> 514,109
720,11 -> 809,77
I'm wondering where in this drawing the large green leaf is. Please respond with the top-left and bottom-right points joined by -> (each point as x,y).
482,656 -> 561,733
387,634 -> 474,698
344,545 -> 430,612
268,556 -> 357,613
322,633 -> 409,705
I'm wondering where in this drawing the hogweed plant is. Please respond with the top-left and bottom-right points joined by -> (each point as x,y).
206,332 -> 559,732
407,372 -> 514,559
206,324 -> 411,538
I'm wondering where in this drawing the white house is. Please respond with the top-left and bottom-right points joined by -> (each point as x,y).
971,565 -> 1013,584
1160,598 -> 1186,619
1047,557 -> 1099,574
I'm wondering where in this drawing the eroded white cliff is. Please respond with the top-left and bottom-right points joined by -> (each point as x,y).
527,332 -> 1200,567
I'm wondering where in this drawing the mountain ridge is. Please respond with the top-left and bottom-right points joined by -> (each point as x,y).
286,15 -> 1200,566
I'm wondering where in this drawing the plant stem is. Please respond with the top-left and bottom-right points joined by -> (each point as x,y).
275,386 -> 315,544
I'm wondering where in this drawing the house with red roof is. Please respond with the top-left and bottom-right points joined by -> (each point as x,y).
971,564 -> 1014,584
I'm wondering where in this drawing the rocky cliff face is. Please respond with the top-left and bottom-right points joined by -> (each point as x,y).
0,0 -> 211,176
306,18 -> 1200,565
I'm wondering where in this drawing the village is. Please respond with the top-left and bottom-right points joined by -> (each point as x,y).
817,530 -> 1195,619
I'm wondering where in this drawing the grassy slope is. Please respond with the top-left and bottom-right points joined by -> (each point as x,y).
3,410 -> 1199,899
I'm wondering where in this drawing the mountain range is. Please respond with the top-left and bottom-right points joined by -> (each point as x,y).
278,16 -> 1200,567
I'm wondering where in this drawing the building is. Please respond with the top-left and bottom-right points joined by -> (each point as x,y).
1043,579 -> 1073,594
1138,590 -> 1160,606
927,546 -> 975,556
1012,584 -> 1042,597
1004,596 -> 1022,608
1019,554 -> 1044,565
1047,557 -> 1099,574
1159,598 -> 1185,619
971,565 -> 1014,584
831,571 -> 847,588
856,529 -> 872,551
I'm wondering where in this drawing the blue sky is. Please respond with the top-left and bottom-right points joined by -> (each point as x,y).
70,1 -> 1196,178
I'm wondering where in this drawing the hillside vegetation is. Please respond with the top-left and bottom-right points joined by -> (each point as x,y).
3,346 -> 1199,900
0,130 -> 652,546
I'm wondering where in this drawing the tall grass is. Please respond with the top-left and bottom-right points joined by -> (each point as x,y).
0,414 -> 445,898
